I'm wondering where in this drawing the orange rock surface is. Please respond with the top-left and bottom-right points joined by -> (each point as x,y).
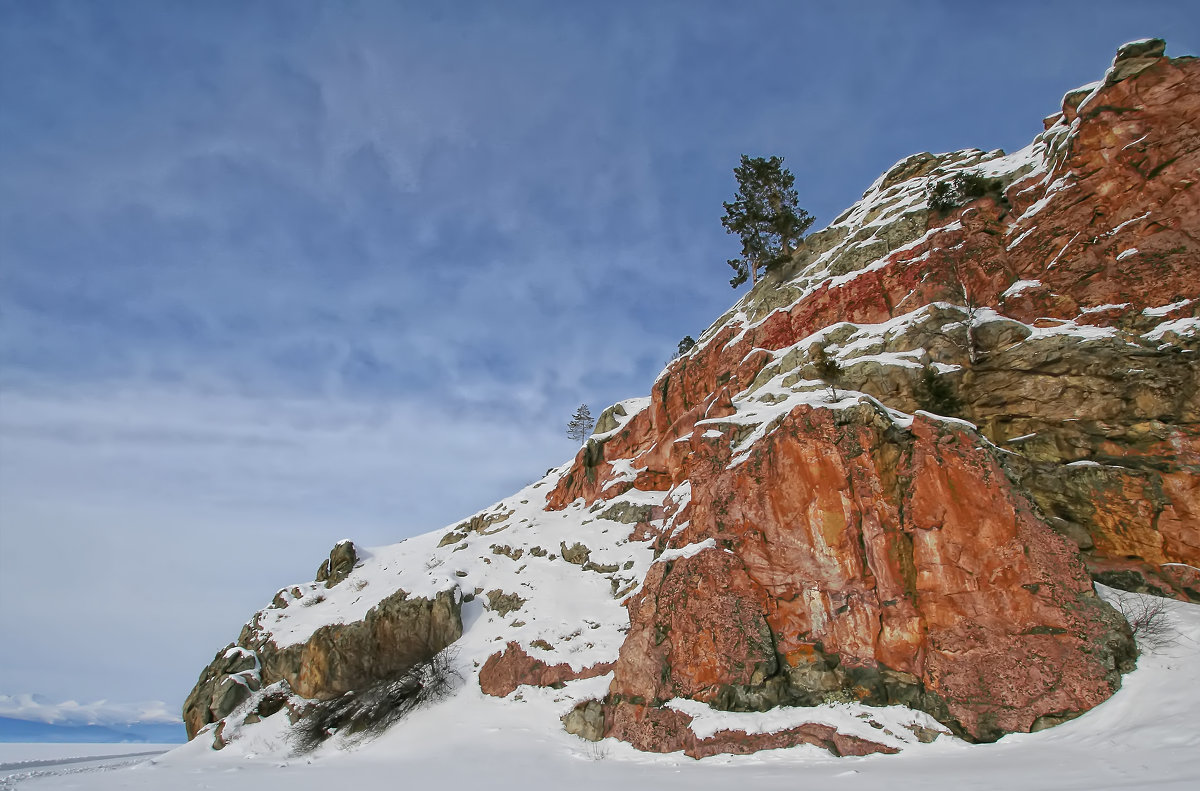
502,45 -> 1200,749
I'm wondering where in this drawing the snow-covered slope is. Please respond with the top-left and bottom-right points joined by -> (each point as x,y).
20,589 -> 1200,790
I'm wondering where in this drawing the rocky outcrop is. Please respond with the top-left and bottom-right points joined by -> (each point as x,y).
602,405 -> 1135,742
316,539 -> 358,587
546,42 -> 1200,596
191,40 -> 1197,759
598,700 -> 896,759
506,41 -> 1198,752
479,642 -> 615,698
184,542 -> 463,739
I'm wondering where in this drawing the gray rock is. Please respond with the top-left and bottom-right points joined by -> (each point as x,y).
593,402 -> 628,435
973,318 -> 1032,352
485,589 -> 526,616
322,540 -> 358,588
1106,57 -> 1161,86
1113,38 -> 1166,63
183,587 -> 463,739
596,501 -> 653,525
563,700 -> 606,741
560,542 -> 591,565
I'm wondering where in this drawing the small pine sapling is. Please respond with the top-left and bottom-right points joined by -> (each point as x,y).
925,169 -> 1004,214
566,404 -> 595,444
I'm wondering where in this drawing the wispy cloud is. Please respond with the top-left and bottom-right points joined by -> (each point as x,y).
1,0 -> 1196,711
0,694 -> 179,726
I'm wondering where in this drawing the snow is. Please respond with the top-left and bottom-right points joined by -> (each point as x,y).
1143,317 -> 1200,342
1027,319 -> 1121,342
0,744 -> 175,763
1143,299 -> 1193,317
247,468 -> 658,675
1080,302 -> 1130,313
1116,247 -> 1139,261
663,697 -> 946,751
1104,211 -> 1151,237
0,744 -> 174,790
1045,231 -> 1081,269
655,538 -> 719,564
911,410 -> 977,431
11,589 -> 1198,791
1001,279 -> 1041,298
1005,227 -> 1036,251
591,397 -> 650,442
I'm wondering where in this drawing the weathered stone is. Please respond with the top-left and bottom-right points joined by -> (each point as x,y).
485,589 -> 525,616
454,508 -> 514,536
599,405 -> 1136,742
904,723 -> 948,743
560,542 -> 591,565
490,544 -> 524,561
316,540 -> 358,588
479,642 -> 614,698
594,402 -> 628,435
601,700 -> 896,759
184,588 -> 462,739
563,699 -> 606,741
597,501 -> 654,524
1114,38 -> 1166,63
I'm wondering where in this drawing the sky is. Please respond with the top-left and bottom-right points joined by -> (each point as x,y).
1,0 -> 1197,721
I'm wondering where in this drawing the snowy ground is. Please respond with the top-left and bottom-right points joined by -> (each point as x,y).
0,746 -> 173,790
8,588 -> 1197,790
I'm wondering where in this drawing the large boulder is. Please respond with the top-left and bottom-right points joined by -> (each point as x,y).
599,404 -> 1135,743
184,587 -> 462,739
315,539 -> 358,587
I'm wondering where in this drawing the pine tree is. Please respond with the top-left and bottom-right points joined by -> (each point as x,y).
566,404 -> 595,444
722,155 -> 814,288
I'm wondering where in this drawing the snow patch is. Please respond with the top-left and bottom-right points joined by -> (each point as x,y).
655,539 -> 719,564
1143,299 -> 1193,317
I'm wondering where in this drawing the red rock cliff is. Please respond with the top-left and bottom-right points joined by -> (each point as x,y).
520,40 -> 1199,749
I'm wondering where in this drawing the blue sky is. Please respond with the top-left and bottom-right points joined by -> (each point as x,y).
1,1 -> 1196,718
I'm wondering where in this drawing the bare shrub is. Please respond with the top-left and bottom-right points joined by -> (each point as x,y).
291,646 -> 461,753
583,739 -> 610,761
810,344 -> 842,401
1115,593 -> 1177,653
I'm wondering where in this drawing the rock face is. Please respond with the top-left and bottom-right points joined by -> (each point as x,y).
598,700 -> 897,759
315,539 -> 358,587
479,642 -> 615,698
600,406 -> 1134,742
183,540 -> 462,740
516,42 -> 1197,750
190,40 -> 1198,759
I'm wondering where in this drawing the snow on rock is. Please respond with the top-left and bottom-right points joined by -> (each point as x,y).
182,39 -> 1200,767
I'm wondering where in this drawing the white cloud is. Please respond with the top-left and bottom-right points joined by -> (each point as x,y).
0,693 -> 179,726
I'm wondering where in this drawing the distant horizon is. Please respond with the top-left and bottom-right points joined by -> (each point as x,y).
0,692 -> 183,744
2,1 -> 1197,714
